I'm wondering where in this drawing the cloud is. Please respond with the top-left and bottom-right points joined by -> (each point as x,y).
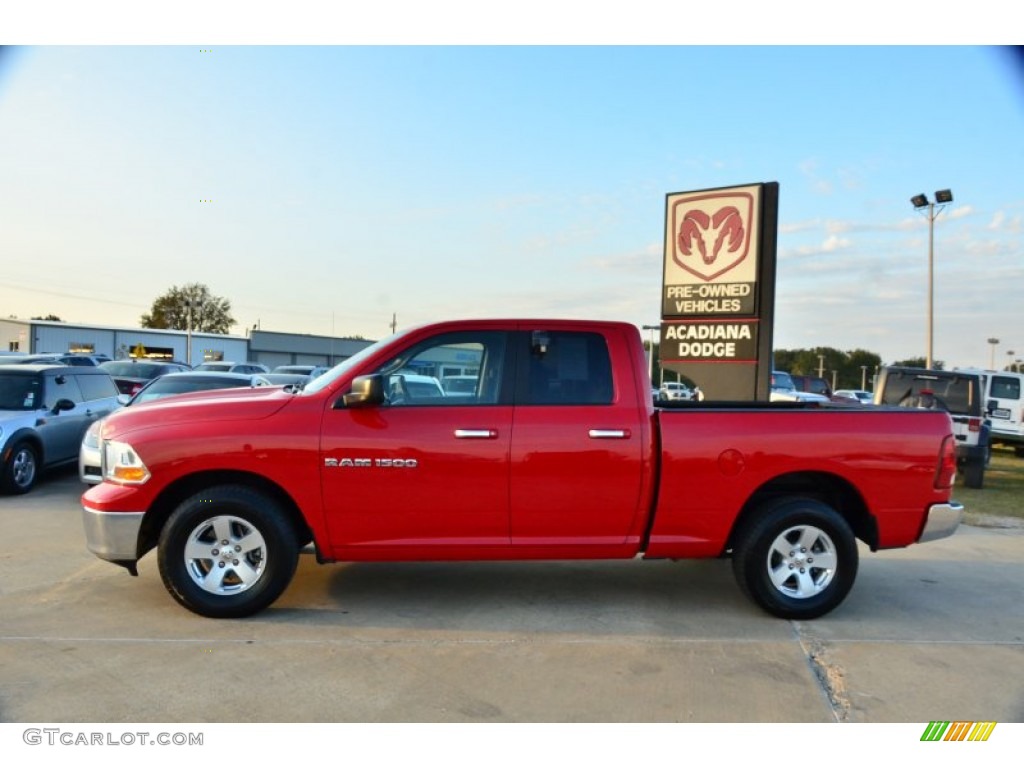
988,209 -> 1023,233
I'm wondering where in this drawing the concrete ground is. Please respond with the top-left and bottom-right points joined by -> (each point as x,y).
1,466 -> 1021,724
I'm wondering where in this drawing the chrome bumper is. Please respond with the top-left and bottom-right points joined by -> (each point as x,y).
918,501 -> 965,543
82,505 -> 144,562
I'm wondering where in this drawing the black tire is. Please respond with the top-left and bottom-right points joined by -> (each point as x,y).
962,457 -> 985,489
732,498 -> 858,620
157,485 -> 299,618
1,441 -> 39,495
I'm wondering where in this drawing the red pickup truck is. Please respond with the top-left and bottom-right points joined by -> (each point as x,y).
82,319 -> 963,620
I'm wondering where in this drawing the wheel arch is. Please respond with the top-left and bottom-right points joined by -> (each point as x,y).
137,470 -> 313,560
727,471 -> 878,552
2,428 -> 46,466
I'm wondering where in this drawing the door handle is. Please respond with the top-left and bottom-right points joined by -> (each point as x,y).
588,429 -> 630,439
454,429 -> 498,439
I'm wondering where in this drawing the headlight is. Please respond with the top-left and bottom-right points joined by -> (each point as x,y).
102,439 -> 151,485
82,420 -> 102,451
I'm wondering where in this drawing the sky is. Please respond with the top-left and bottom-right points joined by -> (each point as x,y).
1,17 -> 1023,370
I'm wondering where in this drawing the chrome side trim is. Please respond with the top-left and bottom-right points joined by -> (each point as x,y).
918,501 -> 965,543
588,429 -> 629,439
454,429 -> 497,439
81,506 -> 145,562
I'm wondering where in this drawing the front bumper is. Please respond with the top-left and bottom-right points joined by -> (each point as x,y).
82,504 -> 144,565
918,501 -> 965,543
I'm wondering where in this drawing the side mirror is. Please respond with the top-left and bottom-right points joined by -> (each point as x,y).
986,399 -> 998,415
52,398 -> 76,414
340,374 -> 385,408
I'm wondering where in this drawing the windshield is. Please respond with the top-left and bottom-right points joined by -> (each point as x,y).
772,372 -> 795,390
301,329 -> 413,396
0,374 -> 42,411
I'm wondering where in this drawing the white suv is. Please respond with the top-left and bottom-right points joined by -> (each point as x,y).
658,381 -> 693,402
956,368 -> 1024,457
770,371 -> 831,403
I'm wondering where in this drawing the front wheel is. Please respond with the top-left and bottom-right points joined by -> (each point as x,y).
157,485 -> 299,618
732,498 -> 858,620
1,441 -> 39,495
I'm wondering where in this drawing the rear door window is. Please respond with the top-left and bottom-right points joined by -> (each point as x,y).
990,376 -> 1020,401
519,331 -> 614,405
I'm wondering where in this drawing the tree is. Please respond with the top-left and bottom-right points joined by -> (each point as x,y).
31,314 -> 63,321
893,357 -> 944,370
774,347 -> 884,390
140,283 -> 235,334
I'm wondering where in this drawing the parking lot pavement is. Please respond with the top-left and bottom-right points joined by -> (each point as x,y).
1,468 -> 1022,723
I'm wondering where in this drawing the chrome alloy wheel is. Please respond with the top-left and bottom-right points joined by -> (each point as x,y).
183,515 -> 268,595
766,524 -> 838,599
11,446 -> 37,490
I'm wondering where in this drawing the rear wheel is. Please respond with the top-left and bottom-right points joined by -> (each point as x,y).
158,485 -> 299,618
732,498 -> 858,620
1,441 -> 39,495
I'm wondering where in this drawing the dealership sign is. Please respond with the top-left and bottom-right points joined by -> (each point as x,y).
660,182 -> 779,400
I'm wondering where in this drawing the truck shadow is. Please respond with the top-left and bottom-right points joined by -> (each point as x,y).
266,557 -> 770,637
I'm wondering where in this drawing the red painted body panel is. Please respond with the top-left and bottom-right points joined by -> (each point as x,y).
81,319 -> 956,568
646,408 -> 955,558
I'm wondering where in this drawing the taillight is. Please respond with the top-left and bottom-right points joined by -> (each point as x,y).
934,435 -> 957,490
967,417 -> 981,433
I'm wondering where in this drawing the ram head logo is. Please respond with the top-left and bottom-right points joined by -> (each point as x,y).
677,207 -> 744,266
670,193 -> 754,282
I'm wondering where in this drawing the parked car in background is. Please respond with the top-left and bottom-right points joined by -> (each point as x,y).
271,364 -> 330,378
790,373 -> 832,398
194,361 -> 270,374
99,360 -> 192,397
833,389 -> 873,405
770,371 -> 831,403
440,374 -> 480,398
79,371 -> 273,484
262,372 -> 312,389
874,366 -> 990,488
658,381 -> 693,402
12,353 -> 108,366
1,364 -> 123,493
955,368 -> 1024,457
387,373 -> 445,402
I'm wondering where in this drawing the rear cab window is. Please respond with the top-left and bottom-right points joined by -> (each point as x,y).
519,330 -> 614,406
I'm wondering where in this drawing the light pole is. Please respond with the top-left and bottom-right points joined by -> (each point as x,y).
860,365 -> 868,390
642,324 -> 660,386
911,189 -> 953,369
186,299 -> 203,367
987,337 -> 999,370
1007,350 -> 1016,372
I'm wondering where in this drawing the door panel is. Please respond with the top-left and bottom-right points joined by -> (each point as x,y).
321,404 -> 513,552
320,329 -> 515,555
509,329 -> 646,547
